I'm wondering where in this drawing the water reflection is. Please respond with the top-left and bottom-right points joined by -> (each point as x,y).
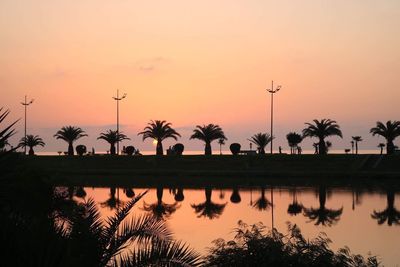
142,186 -> 180,220
230,188 -> 241,203
287,187 -> 303,216
123,188 -> 135,198
303,185 -> 343,227
100,187 -> 124,210
252,187 -> 273,211
191,187 -> 227,219
174,187 -> 185,202
371,189 -> 400,226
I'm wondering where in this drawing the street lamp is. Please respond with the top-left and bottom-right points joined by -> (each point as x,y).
112,89 -> 127,155
266,80 -> 281,154
21,95 -> 34,155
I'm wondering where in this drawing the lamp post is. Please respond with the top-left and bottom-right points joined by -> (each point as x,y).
266,81 -> 281,154
21,95 -> 34,155
112,89 -> 127,155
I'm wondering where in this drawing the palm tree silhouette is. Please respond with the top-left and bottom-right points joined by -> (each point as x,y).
218,138 -> 225,155
371,190 -> 400,226
351,140 -> 355,154
252,187 -> 273,211
138,120 -> 181,155
303,186 -> 343,226
248,133 -> 273,154
287,188 -> 303,216
351,136 -> 363,154
302,119 -> 343,155
370,121 -> 400,154
54,126 -> 87,156
190,124 -> 227,155
191,187 -> 227,219
142,187 -> 180,220
378,143 -> 385,155
97,129 -> 130,155
100,187 -> 124,210
19,134 -> 45,155
286,132 -> 303,154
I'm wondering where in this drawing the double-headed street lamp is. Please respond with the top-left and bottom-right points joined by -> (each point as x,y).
266,80 -> 281,154
112,90 -> 127,155
21,95 -> 34,155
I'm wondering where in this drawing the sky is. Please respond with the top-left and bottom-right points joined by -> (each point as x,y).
1,0 -> 400,153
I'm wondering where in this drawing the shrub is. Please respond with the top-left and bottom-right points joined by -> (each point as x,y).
75,145 -> 87,156
229,143 -> 241,155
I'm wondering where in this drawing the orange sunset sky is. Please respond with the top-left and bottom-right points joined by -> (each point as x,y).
1,0 -> 399,152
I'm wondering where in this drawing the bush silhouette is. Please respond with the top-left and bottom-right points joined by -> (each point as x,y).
172,143 -> 184,155
230,143 -> 241,155
125,146 -> 136,156
76,145 -> 87,156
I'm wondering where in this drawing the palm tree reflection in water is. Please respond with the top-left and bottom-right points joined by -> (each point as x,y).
303,185 -> 343,227
287,188 -> 303,216
191,187 -> 227,219
100,187 -> 124,210
142,187 -> 180,220
371,189 -> 400,226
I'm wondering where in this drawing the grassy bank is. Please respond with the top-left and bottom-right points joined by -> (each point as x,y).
15,154 -> 400,187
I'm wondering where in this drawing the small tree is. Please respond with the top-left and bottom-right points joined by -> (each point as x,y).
19,134 -> 45,155
286,132 -> 303,154
351,136 -> 363,154
230,143 -> 241,155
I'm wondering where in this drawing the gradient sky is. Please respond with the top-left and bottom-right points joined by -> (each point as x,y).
1,0 -> 399,153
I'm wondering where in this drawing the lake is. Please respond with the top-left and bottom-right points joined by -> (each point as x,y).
67,185 -> 400,266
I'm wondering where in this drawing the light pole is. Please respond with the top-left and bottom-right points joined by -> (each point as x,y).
21,95 -> 34,155
266,81 -> 281,154
112,89 -> 127,155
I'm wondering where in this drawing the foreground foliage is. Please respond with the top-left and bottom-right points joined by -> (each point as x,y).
204,221 -> 379,267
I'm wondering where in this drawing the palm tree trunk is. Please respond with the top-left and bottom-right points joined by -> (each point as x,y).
387,141 -> 395,155
68,142 -> 74,156
259,148 -> 265,154
156,140 -> 163,155
380,146 -> 383,155
355,142 -> 358,154
205,142 -> 212,155
28,146 -> 34,156
318,139 -> 326,155
110,143 -> 116,155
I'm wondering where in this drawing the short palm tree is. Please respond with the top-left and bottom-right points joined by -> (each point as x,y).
191,187 -> 227,219
218,138 -> 225,155
286,132 -> 303,154
302,119 -> 343,155
19,135 -> 45,155
138,120 -> 181,155
190,124 -> 227,155
98,130 -> 130,155
0,107 -> 19,154
351,136 -> 363,154
371,190 -> 400,226
248,133 -> 273,154
54,126 -> 87,156
142,187 -> 180,221
370,121 -> 400,155
378,143 -> 385,155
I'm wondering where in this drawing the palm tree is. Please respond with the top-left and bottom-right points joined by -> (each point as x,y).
378,143 -> 385,155
19,135 -> 45,155
371,189 -> 400,226
190,124 -> 227,155
252,187 -> 273,211
351,136 -> 363,154
302,119 -> 343,155
98,129 -> 130,155
287,188 -> 303,216
66,192 -> 201,266
191,187 -> 227,219
54,126 -> 87,156
138,120 -> 181,155
0,107 -> 19,154
370,121 -> 400,155
286,132 -> 303,154
218,138 -> 225,155
142,187 -> 180,220
303,186 -> 343,226
248,133 -> 273,155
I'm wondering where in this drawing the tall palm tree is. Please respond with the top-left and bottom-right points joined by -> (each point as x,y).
190,124 -> 227,155
378,143 -> 385,155
351,136 -> 363,154
54,126 -> 87,156
142,187 -> 180,221
302,119 -> 343,155
191,187 -> 227,219
286,132 -> 303,154
248,133 -> 273,155
19,134 -> 45,155
371,189 -> 400,226
98,130 -> 130,155
138,120 -> 181,155
303,186 -> 343,226
0,107 -> 19,154
370,121 -> 400,155
218,138 -> 225,155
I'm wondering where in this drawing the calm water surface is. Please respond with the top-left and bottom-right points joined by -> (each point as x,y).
70,186 -> 400,266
